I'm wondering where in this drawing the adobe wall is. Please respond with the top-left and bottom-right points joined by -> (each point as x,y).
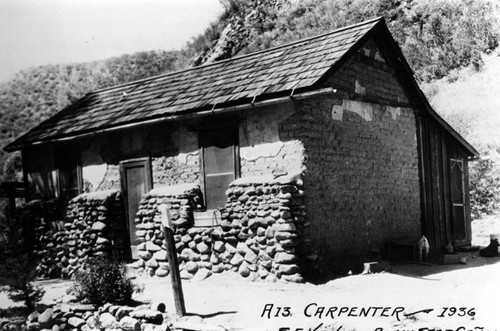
326,38 -> 409,104
151,125 -> 200,187
81,124 -> 200,192
149,104 -> 305,187
239,104 -> 305,177
277,40 -> 421,267
89,105 -> 305,194
23,101 -> 305,203
95,165 -> 121,191
281,96 -> 420,266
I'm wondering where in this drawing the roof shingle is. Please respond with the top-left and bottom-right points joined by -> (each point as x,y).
6,17 -> 382,150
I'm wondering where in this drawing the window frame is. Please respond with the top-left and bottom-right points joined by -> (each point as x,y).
198,121 -> 240,211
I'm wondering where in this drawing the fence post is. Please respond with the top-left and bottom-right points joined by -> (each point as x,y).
159,204 -> 186,316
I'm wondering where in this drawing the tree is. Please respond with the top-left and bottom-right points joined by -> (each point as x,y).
402,0 -> 499,81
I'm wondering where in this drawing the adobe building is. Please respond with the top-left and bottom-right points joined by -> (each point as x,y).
4,17 -> 478,281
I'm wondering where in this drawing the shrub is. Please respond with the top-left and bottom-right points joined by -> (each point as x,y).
0,256 -> 45,309
70,258 -> 137,305
0,213 -> 44,310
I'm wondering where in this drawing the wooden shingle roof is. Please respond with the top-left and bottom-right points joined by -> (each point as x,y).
5,17 -> 382,151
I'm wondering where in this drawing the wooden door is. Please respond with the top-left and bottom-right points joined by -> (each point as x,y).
450,158 -> 467,243
200,126 -> 239,210
120,158 -> 152,259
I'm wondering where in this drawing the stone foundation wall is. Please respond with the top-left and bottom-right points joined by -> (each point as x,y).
63,190 -> 127,272
133,176 -> 306,282
17,199 -> 60,278
23,190 -> 125,278
221,175 -> 307,282
132,184 -> 201,277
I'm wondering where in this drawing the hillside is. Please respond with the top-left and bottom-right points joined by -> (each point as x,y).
1,0 -> 499,185
189,0 -> 499,81
421,52 -> 500,218
422,52 -> 500,150
0,50 -> 182,179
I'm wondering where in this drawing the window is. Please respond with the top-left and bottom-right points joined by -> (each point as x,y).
27,171 -> 58,199
55,148 -> 82,205
199,124 -> 239,210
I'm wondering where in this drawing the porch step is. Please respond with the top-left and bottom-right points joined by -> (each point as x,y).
455,245 -> 480,252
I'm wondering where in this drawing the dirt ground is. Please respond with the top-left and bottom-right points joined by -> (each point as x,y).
2,216 -> 500,331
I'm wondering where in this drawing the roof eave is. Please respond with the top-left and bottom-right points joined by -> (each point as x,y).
4,86 -> 338,152
4,18 -> 383,152
5,17 -> 478,160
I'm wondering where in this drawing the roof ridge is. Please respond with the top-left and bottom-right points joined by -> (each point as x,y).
90,16 -> 384,95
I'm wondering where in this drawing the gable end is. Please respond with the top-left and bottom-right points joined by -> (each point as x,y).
323,38 -> 409,105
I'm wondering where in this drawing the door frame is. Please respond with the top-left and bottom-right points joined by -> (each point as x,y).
119,157 -> 152,260
450,157 -> 468,245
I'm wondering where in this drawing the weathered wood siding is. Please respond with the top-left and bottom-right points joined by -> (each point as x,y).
417,114 -> 472,249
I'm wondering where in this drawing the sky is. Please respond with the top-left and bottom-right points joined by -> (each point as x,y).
0,0 -> 224,83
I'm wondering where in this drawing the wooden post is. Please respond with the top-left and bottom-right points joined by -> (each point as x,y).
0,182 -> 24,221
159,204 -> 186,316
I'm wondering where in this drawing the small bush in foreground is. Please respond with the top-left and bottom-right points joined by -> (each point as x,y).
70,258 -> 136,305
